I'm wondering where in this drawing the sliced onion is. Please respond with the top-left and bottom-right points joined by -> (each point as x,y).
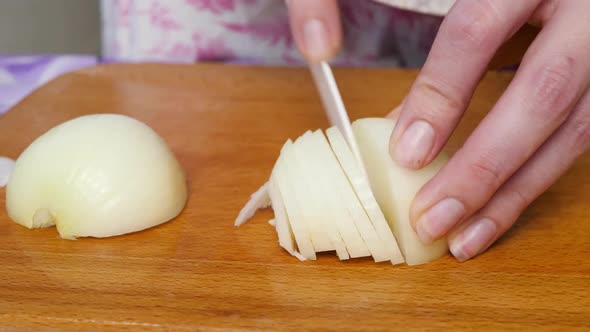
236,117 -> 449,266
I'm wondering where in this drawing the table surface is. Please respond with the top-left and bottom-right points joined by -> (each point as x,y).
0,64 -> 588,331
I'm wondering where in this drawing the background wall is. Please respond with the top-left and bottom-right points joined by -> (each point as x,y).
0,0 -> 101,55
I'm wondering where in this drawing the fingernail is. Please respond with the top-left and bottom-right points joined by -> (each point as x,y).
394,120 -> 435,168
450,218 -> 497,262
303,19 -> 331,61
415,198 -> 465,244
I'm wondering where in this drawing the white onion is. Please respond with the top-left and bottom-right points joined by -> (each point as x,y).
236,118 -> 450,266
6,114 -> 188,239
326,126 -> 405,265
0,157 -> 15,188
234,182 -> 271,226
353,118 -> 449,266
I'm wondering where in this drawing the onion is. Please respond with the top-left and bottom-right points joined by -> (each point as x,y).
326,127 -> 405,265
236,118 -> 449,266
234,182 -> 271,227
353,118 -> 449,266
0,157 -> 15,188
6,114 -> 188,239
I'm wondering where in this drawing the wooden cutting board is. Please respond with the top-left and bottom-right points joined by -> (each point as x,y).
0,64 -> 588,331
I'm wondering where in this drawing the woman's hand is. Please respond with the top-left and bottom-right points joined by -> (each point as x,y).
390,0 -> 590,261
287,0 -> 590,262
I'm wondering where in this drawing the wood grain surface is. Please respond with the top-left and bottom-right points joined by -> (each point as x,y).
0,64 -> 588,331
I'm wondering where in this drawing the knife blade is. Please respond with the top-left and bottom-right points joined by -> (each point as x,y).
309,61 -> 369,179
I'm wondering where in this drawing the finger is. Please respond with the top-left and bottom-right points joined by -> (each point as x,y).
389,0 -> 542,168
449,86 -> 590,261
386,98 -> 406,121
286,0 -> 342,62
386,106 -> 401,121
411,1 -> 590,244
528,0 -> 559,27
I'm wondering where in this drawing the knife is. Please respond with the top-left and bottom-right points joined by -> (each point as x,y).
309,61 -> 369,179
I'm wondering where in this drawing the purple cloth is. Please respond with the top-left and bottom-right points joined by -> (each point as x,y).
0,55 -> 98,115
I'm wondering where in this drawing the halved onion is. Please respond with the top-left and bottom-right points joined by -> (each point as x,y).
6,114 -> 188,239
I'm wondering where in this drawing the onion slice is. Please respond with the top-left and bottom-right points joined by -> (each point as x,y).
275,140 -> 317,260
296,132 -> 350,260
326,127 -> 405,265
234,182 -> 271,226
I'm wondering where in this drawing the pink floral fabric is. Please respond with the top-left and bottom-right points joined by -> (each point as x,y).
100,0 -> 450,67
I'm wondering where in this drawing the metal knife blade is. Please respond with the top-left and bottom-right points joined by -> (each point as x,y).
309,61 -> 369,178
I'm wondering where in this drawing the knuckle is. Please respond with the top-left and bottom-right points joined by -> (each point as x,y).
503,186 -> 531,212
484,186 -> 531,233
528,55 -> 577,123
467,152 -> 504,192
569,109 -> 590,153
446,0 -> 499,51
412,79 -> 466,122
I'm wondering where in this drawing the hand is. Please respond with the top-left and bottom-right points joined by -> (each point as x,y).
389,0 -> 590,261
286,0 -> 342,62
